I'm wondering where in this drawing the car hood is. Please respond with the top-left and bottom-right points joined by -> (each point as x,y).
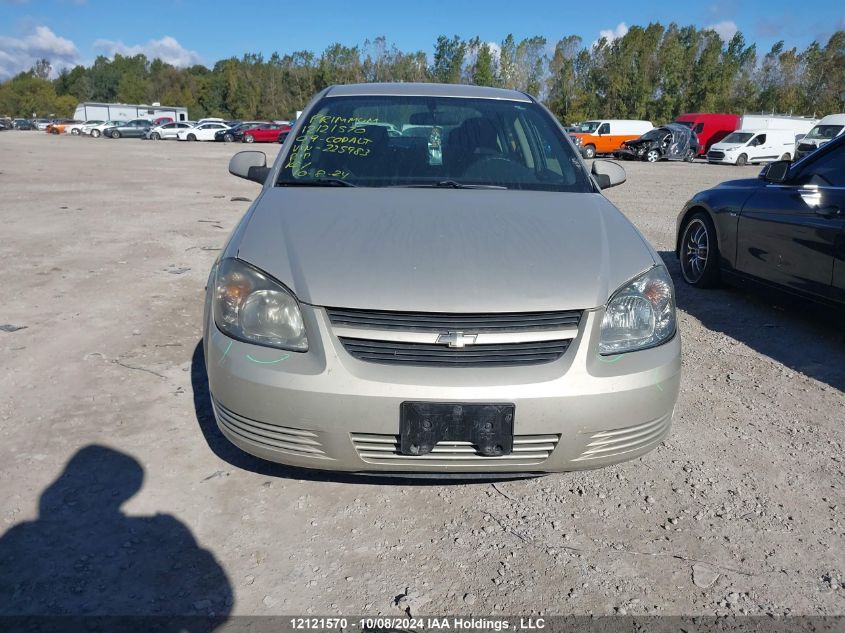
712,177 -> 762,189
623,137 -> 654,148
710,142 -> 744,151
235,188 -> 658,312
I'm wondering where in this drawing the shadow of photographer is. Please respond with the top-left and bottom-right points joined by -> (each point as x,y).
0,445 -> 232,630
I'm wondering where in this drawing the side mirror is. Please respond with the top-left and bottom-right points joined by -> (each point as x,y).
592,160 -> 626,189
761,160 -> 790,183
229,151 -> 269,184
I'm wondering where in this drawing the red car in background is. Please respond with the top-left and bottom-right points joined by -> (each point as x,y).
237,123 -> 291,143
674,113 -> 740,156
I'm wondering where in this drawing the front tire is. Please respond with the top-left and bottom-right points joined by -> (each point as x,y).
645,149 -> 661,162
91,129 -> 100,138
736,153 -> 748,166
780,152 -> 791,160
582,144 -> 596,159
684,149 -> 696,162
71,128 -> 80,136
223,133 -> 234,142
187,133 -> 196,141
111,130 -> 121,139
151,132 -> 160,140
243,134 -> 254,143
679,212 -> 720,288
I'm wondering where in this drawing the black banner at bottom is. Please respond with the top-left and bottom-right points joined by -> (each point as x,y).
0,616 -> 842,633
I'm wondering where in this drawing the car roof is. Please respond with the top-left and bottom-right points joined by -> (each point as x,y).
323,82 -> 532,102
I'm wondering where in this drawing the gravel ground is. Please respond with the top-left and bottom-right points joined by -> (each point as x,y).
0,132 -> 842,618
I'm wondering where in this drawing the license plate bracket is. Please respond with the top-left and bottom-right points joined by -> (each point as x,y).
400,402 -> 514,457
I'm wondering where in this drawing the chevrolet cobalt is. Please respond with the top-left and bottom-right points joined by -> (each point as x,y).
203,83 -> 681,474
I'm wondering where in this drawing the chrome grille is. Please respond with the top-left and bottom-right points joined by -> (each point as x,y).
326,308 -> 581,332
351,433 -> 559,466
573,414 -> 670,462
338,338 -> 570,366
213,399 -> 331,459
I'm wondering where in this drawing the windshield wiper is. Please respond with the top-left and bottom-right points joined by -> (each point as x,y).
399,180 -> 507,190
277,178 -> 357,187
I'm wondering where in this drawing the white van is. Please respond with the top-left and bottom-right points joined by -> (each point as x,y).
706,129 -> 799,165
739,114 -> 818,135
794,113 -> 845,160
569,119 -> 653,158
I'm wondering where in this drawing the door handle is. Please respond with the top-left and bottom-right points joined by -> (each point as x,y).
815,205 -> 840,218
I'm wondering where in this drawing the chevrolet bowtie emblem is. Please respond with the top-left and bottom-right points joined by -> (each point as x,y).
436,331 -> 478,348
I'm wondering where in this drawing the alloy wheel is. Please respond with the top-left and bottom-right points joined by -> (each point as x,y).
681,219 -> 709,283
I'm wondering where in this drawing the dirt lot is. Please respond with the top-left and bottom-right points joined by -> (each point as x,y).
0,132 -> 842,619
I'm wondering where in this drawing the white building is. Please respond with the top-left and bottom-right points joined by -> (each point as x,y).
73,101 -> 189,122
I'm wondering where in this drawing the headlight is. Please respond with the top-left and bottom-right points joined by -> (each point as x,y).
213,258 -> 308,351
573,137 -> 583,145
599,266 -> 676,355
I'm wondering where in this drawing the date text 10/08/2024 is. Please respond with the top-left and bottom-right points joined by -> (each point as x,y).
290,617 -> 547,631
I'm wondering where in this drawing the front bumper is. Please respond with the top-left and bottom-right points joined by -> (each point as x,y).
706,150 -> 736,164
204,306 -> 681,474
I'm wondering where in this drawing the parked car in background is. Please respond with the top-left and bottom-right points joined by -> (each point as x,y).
146,121 -> 195,140
569,119 -> 653,158
102,119 -> 152,139
153,116 -> 174,126
214,121 -> 266,142
196,117 -> 227,126
87,120 -> 123,137
206,82 -> 681,474
46,119 -> 83,134
616,124 -> 699,162
67,120 -> 104,135
794,114 -> 845,160
177,121 -> 229,141
676,132 -> 845,306
707,129 -> 798,165
674,113 -> 739,156
12,118 -> 34,130
33,119 -> 51,131
238,123 -> 292,143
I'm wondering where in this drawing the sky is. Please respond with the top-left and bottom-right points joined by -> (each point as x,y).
1,0 -> 843,81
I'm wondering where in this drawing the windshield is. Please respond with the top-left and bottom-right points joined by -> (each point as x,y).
277,95 -> 591,192
722,132 -> 753,144
573,121 -> 601,133
804,124 -> 843,140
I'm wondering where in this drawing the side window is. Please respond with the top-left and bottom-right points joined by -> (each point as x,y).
598,123 -> 610,135
796,145 -> 845,187
752,134 -> 766,146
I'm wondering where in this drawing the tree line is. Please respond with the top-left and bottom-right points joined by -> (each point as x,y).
1,24 -> 843,124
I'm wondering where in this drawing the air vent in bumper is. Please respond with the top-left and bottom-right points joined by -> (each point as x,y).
573,414 -> 670,462
212,399 -> 331,459
351,433 -> 559,466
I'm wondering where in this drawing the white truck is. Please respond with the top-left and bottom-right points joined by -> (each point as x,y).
794,113 -> 845,160
706,129 -> 802,165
